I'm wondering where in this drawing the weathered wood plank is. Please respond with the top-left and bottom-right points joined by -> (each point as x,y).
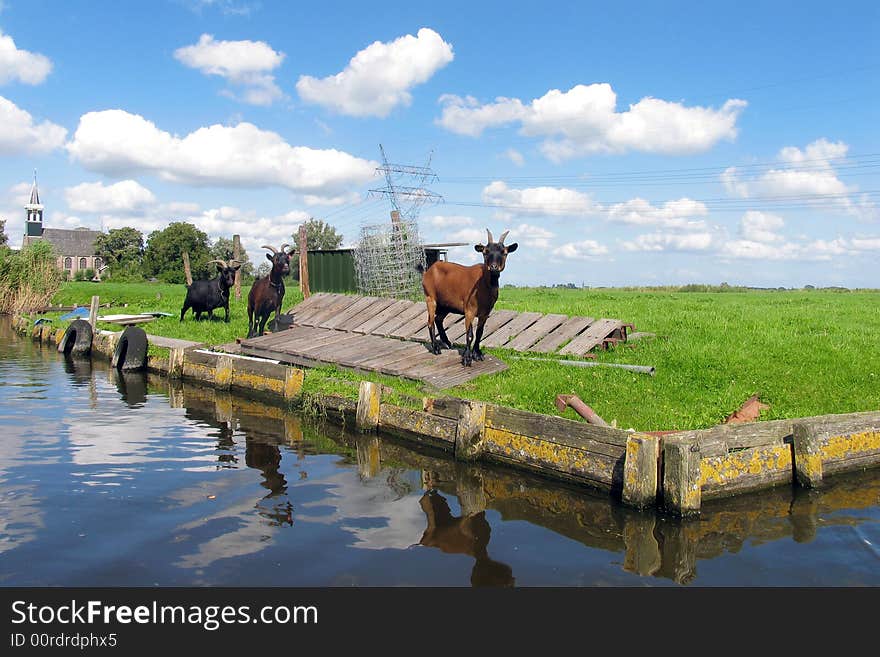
475,309 -> 518,342
355,342 -> 427,371
485,404 -> 629,451
367,301 -> 427,336
286,292 -> 329,316
531,316 -> 594,353
480,312 -> 543,348
378,405 -> 457,450
350,299 -> 415,334
301,295 -> 362,327
291,293 -> 344,324
559,318 -> 624,355
146,335 -> 203,349
409,314 -> 464,343
505,313 -> 568,351
336,298 -> 397,331
388,310 -> 430,339
319,296 -> 381,329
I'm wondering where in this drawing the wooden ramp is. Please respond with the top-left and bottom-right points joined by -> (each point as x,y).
240,325 -> 507,389
285,293 -> 631,356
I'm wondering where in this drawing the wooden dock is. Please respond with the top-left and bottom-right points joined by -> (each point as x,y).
241,325 -> 507,389
283,293 -> 630,356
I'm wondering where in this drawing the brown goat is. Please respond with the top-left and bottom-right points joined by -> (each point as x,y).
417,228 -> 518,366
247,244 -> 292,338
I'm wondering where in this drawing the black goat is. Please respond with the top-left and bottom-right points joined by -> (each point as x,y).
418,228 -> 518,366
247,244 -> 292,338
180,258 -> 241,322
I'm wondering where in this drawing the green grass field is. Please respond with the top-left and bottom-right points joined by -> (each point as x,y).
46,281 -> 880,431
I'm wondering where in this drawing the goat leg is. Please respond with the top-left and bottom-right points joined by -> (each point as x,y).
472,316 -> 487,361
462,321 -> 474,367
435,314 -> 453,349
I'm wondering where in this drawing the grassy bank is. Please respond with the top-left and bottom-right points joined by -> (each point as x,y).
42,281 -> 880,431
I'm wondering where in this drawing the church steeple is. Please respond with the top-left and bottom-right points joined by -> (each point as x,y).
24,170 -> 43,238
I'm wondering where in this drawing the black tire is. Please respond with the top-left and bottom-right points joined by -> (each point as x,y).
57,319 -> 93,356
112,325 -> 148,371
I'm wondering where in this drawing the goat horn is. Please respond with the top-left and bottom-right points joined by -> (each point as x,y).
261,244 -> 278,254
207,259 -> 228,267
280,243 -> 291,254
486,228 -> 494,244
499,230 -> 509,244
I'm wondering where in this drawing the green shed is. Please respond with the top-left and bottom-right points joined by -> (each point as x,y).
305,244 -> 466,293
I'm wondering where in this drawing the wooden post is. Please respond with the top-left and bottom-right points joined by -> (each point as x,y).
88,295 -> 100,328
232,234 -> 242,300
356,381 -> 381,432
663,435 -> 702,516
622,433 -> 660,508
792,421 -> 825,488
182,251 -> 193,286
214,355 -> 234,391
455,400 -> 486,461
298,224 -> 310,299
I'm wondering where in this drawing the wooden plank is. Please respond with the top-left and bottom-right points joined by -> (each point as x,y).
485,404 -> 629,449
409,314 -> 464,343
388,310 -> 430,339
505,313 -> 567,351
473,309 -> 518,342
298,333 -> 366,357
355,342 -> 427,371
376,348 -> 439,376
318,296 -> 380,330
296,293 -> 354,325
290,293 -> 344,324
422,358 -> 508,389
335,298 -> 397,331
301,295 -> 362,327
531,316 -> 594,353
559,318 -> 624,356
287,292 -> 329,316
146,335 -> 202,349
342,338 -> 418,367
363,301 -> 425,336
480,311 -> 542,348
349,299 -> 414,335
320,334 -> 395,366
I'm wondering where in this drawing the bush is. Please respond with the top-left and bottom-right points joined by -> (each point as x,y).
0,241 -> 63,313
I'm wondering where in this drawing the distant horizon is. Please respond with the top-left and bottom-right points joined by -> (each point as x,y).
0,1 -> 877,288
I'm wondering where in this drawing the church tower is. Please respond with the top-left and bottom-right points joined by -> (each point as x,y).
24,170 -> 43,238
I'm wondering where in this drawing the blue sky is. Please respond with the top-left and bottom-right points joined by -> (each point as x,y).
0,0 -> 878,286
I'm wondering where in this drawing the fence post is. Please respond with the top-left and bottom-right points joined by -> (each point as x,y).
182,251 -> 193,286
792,421 -> 825,488
663,435 -> 702,516
88,295 -> 100,328
233,234 -> 242,300
356,381 -> 381,432
455,400 -> 486,461
298,224 -> 310,299
622,433 -> 660,508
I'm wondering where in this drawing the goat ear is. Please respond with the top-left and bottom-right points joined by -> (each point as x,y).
266,253 -> 274,262
474,244 -> 485,253
233,264 -> 242,271
505,242 -> 518,253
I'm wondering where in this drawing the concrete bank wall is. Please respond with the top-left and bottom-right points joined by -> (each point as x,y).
15,316 -> 880,515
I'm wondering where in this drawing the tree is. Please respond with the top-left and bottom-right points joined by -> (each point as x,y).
143,222 -> 211,284
289,218 -> 343,280
94,227 -> 144,279
210,237 -> 254,280
0,218 -> 8,248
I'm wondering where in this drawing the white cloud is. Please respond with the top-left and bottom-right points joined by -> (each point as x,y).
448,227 -> 486,245
481,180 -> 600,217
722,139 -> 876,220
509,223 -> 554,249
66,110 -> 377,195
296,28 -> 454,117
0,29 -> 52,85
553,240 -> 608,259
621,231 -> 715,252
606,197 -> 708,230
0,96 -> 66,154
739,210 -> 784,242
438,83 -> 746,159
174,34 -> 286,106
425,214 -> 473,228
503,148 -> 525,167
64,180 -> 157,213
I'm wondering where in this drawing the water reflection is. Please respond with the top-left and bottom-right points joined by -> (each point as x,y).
1,322 -> 878,586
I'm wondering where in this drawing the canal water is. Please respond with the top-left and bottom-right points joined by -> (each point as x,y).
1,320 -> 879,586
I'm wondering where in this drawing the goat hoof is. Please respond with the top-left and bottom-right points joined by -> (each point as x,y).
473,350 -> 484,361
